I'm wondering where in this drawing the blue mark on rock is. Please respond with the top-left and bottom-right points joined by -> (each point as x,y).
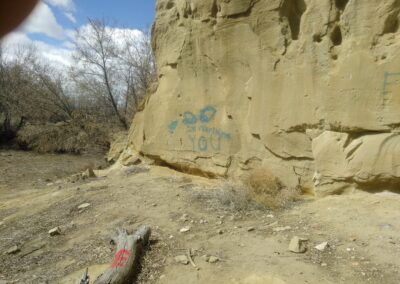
183,112 -> 197,125
168,120 -> 178,134
383,71 -> 400,96
168,105 -> 232,153
198,136 -> 208,151
199,106 -> 217,123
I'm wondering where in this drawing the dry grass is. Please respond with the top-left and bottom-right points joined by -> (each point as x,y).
189,168 -> 300,212
189,182 -> 261,212
243,168 -> 300,209
15,118 -> 116,154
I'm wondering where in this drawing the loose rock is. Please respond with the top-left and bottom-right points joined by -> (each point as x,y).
208,256 -> 219,263
179,214 -> 189,222
78,203 -> 91,209
5,245 -> 20,255
288,236 -> 308,253
48,227 -> 61,236
273,226 -> 291,232
81,168 -> 96,179
180,226 -> 191,233
315,242 -> 329,251
174,255 -> 189,265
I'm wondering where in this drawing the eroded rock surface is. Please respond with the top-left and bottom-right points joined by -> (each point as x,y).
125,0 -> 400,195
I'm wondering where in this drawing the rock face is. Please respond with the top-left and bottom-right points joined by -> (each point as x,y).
125,0 -> 400,195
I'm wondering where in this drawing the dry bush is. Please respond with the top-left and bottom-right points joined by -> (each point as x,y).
189,182 -> 261,212
244,168 -> 300,209
15,116 -> 118,154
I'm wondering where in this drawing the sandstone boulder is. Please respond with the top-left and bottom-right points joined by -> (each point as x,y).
123,0 -> 400,194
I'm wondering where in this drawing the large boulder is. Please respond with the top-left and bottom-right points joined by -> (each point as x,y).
125,0 -> 400,194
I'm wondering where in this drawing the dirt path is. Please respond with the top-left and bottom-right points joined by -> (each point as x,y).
0,151 -> 399,283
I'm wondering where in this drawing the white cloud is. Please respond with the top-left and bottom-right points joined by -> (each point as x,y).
45,0 -> 77,23
65,29 -> 76,40
1,24 -> 144,70
64,12 -> 77,23
1,32 -> 73,67
45,0 -> 75,11
21,2 -> 65,40
77,23 -> 144,49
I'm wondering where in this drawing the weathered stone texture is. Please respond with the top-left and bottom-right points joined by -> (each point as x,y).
125,0 -> 400,194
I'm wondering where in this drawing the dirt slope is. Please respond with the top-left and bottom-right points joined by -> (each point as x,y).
0,151 -> 399,284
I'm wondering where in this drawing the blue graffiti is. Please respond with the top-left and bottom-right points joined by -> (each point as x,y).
168,120 -> 178,134
199,106 -> 217,123
183,112 -> 197,125
209,135 -> 221,151
167,105 -> 232,153
198,136 -> 208,151
383,71 -> 400,95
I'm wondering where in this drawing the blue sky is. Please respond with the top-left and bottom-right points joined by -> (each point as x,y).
75,1 -> 155,30
31,0 -> 155,42
2,0 -> 156,66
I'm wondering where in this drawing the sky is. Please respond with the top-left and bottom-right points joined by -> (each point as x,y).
1,0 -> 156,66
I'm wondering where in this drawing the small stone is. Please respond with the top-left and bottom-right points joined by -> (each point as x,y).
174,255 -> 189,265
217,229 -> 224,235
273,226 -> 291,232
5,245 -> 20,255
49,227 -> 61,236
208,256 -> 219,263
247,227 -> 255,232
82,168 -> 96,179
288,236 -> 308,253
315,242 -> 329,251
180,226 -> 191,233
152,203 -> 158,207
321,262 -> 328,267
78,203 -> 91,209
267,221 -> 278,227
180,214 -> 189,222
267,214 -> 274,218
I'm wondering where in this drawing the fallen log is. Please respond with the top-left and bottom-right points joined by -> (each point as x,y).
93,225 -> 151,284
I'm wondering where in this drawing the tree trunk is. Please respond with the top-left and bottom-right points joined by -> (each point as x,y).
93,225 -> 151,284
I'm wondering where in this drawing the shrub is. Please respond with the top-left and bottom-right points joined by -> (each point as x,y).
15,116 -> 118,154
244,168 -> 300,209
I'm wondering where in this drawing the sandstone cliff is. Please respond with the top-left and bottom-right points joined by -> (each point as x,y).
125,0 -> 400,195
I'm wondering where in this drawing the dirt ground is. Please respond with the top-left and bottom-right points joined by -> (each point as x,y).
0,150 -> 400,284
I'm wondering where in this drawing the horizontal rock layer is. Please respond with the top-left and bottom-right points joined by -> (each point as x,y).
126,0 -> 400,194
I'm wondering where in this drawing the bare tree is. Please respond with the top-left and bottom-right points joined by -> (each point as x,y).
32,62 -> 74,119
71,19 -> 156,128
0,45 -> 37,139
120,30 -> 156,119
72,19 -> 128,128
0,43 -> 75,143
